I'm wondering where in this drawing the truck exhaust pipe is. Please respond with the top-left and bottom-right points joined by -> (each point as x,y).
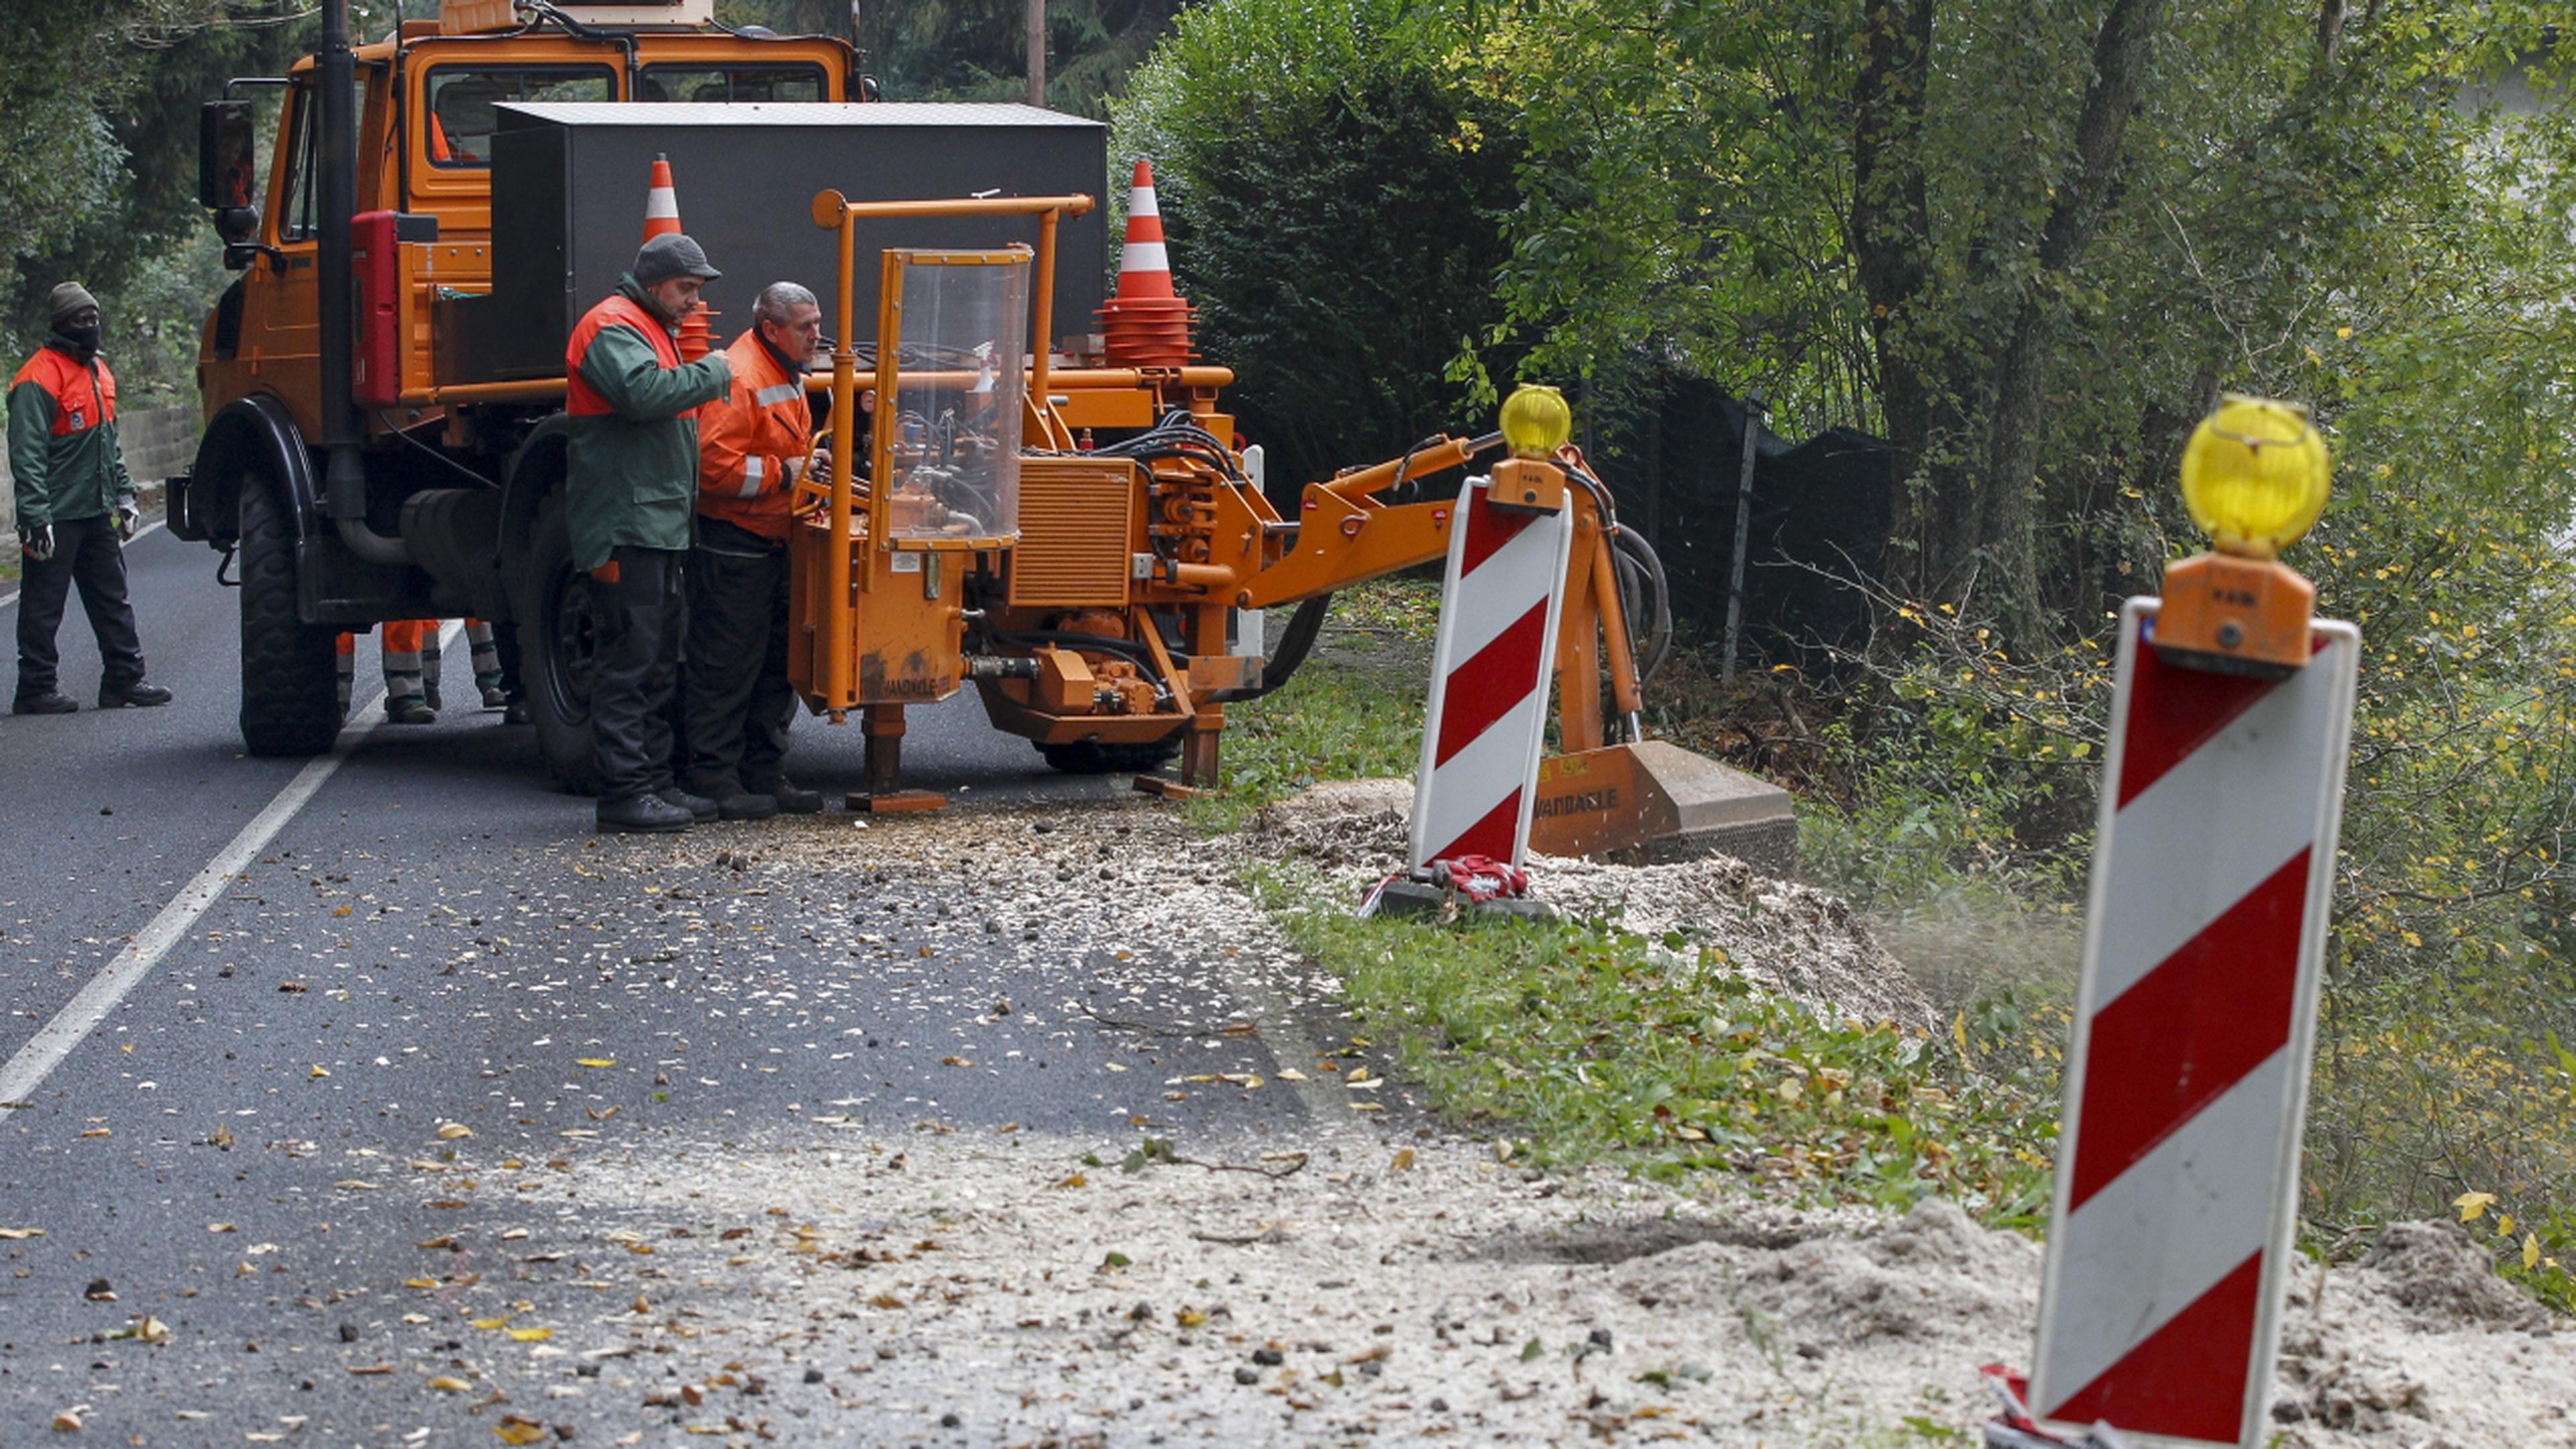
317,0 -> 409,566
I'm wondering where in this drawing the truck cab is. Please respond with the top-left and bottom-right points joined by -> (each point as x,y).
172,0 -> 868,759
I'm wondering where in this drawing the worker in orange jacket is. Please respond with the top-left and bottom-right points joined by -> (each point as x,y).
681,281 -> 829,819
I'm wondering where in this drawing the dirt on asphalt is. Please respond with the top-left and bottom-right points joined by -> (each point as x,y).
384,790 -> 2573,1447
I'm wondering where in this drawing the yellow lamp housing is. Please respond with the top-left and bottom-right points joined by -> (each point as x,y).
2178,394 -> 2330,560
1499,384 -> 1573,460
2157,394 -> 2330,680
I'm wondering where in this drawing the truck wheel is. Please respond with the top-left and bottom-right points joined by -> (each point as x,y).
237,476 -> 343,757
511,496 -> 604,795
1036,737 -> 1184,775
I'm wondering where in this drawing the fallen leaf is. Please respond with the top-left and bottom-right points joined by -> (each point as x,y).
207,1222 -> 237,1234
416,1236 -> 455,1250
505,1327 -> 553,1342
1054,1173 -> 1087,1189
51,1407 -> 81,1431
0,1228 -> 41,1240
346,1364 -> 395,1376
402,1278 -> 439,1291
428,1375 -> 473,1391
79,1128 -> 110,1138
332,905 -> 352,916
1275,1069 -> 1307,1081
496,1421 -> 548,1446
867,1293 -> 906,1309
471,1317 -> 510,1330
309,1065 -> 329,1079
333,1180 -> 380,1191
211,1124 -> 234,1148
2456,1191 -> 2498,1222
941,1057 -> 974,1068
1391,1148 -> 1415,1171
436,1124 -> 474,1140
576,1059 -> 616,1069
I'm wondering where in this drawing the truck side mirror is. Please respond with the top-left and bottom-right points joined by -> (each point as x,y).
199,99 -> 256,211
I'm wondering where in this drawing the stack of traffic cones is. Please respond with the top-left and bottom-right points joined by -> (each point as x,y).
642,154 -> 717,363
1096,160 -> 1197,368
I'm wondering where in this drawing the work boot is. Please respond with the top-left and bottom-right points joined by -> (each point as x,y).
657,786 -> 718,822
387,698 -> 437,725
480,683 -> 508,710
502,698 -> 531,725
691,776 -> 778,822
747,773 -> 823,815
12,691 -> 76,715
597,792 -> 693,835
97,680 -> 172,708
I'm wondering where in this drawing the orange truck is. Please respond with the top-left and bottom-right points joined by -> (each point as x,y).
171,0 -> 1745,859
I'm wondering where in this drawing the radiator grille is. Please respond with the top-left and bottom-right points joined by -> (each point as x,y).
1009,456 -> 1137,607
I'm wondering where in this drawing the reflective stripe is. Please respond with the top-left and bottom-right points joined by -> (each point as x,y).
738,454 -> 765,499
753,380 -> 802,407
1120,241 -> 1170,274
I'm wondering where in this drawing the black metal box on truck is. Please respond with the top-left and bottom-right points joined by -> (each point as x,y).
453,101 -> 1109,382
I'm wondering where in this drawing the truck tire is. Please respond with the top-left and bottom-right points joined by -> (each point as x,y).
1036,736 -> 1184,775
511,494 -> 604,795
237,476 -> 343,757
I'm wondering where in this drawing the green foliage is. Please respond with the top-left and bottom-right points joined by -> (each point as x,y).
1250,870 -> 2058,1226
1112,0 -> 1523,488
1,3 -> 309,387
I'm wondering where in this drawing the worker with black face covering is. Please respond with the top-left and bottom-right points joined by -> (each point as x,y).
9,282 -> 170,715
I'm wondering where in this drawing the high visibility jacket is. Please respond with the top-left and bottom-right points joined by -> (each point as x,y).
562,276 -> 731,572
8,339 -> 130,529
696,329 -> 814,544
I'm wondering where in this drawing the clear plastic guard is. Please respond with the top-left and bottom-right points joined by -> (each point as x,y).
880,250 -> 1029,545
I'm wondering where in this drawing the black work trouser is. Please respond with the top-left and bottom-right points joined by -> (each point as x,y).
683,519 -> 796,790
15,514 -> 146,700
591,545 -> 686,802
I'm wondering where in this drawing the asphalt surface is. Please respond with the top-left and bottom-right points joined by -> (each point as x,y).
0,528 -> 1360,1444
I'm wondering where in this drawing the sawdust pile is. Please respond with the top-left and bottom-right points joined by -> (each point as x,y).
1246,778 -> 1937,1034
529,1122 -> 2571,1447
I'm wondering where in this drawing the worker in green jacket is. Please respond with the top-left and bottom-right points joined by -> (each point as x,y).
562,234 -> 733,833
11,282 -> 171,714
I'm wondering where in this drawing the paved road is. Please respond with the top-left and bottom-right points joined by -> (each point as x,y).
0,529 -> 1355,1444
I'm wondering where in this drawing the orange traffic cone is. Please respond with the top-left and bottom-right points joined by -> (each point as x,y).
640,154 -> 716,362
1097,160 -> 1196,368
643,154 -> 682,241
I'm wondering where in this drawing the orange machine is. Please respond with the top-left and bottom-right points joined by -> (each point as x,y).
785,186 -> 1690,839
172,0 -> 1717,857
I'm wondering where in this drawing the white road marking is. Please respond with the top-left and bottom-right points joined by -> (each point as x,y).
0,519 -> 166,612
0,621 -> 460,1113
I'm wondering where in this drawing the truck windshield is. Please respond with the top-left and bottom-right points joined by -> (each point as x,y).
638,64 -> 826,103
425,65 -> 616,166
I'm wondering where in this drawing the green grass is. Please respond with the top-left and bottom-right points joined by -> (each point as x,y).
1250,867 -> 2059,1225
1190,582 -> 2059,1225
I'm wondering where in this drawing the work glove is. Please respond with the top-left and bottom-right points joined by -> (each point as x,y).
113,493 -> 141,540
17,522 -> 52,563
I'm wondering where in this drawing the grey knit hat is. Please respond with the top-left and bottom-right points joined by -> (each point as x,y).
633,234 -> 720,288
48,282 -> 99,328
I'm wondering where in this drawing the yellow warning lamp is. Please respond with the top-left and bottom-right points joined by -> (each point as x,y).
1499,385 -> 1573,460
1489,384 -> 1576,513
2156,396 -> 2330,678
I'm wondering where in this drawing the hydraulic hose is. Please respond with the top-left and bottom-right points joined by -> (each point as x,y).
1211,593 -> 1330,702
1610,524 -> 1673,684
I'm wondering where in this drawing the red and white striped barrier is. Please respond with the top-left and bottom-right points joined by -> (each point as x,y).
1407,478 -> 1575,869
2030,598 -> 2358,1446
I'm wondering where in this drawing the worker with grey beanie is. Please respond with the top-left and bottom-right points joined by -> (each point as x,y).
9,282 -> 170,714
562,234 -> 733,832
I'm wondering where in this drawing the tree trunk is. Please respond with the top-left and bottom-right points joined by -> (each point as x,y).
1979,0 -> 2169,644
1848,0 -> 1940,600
